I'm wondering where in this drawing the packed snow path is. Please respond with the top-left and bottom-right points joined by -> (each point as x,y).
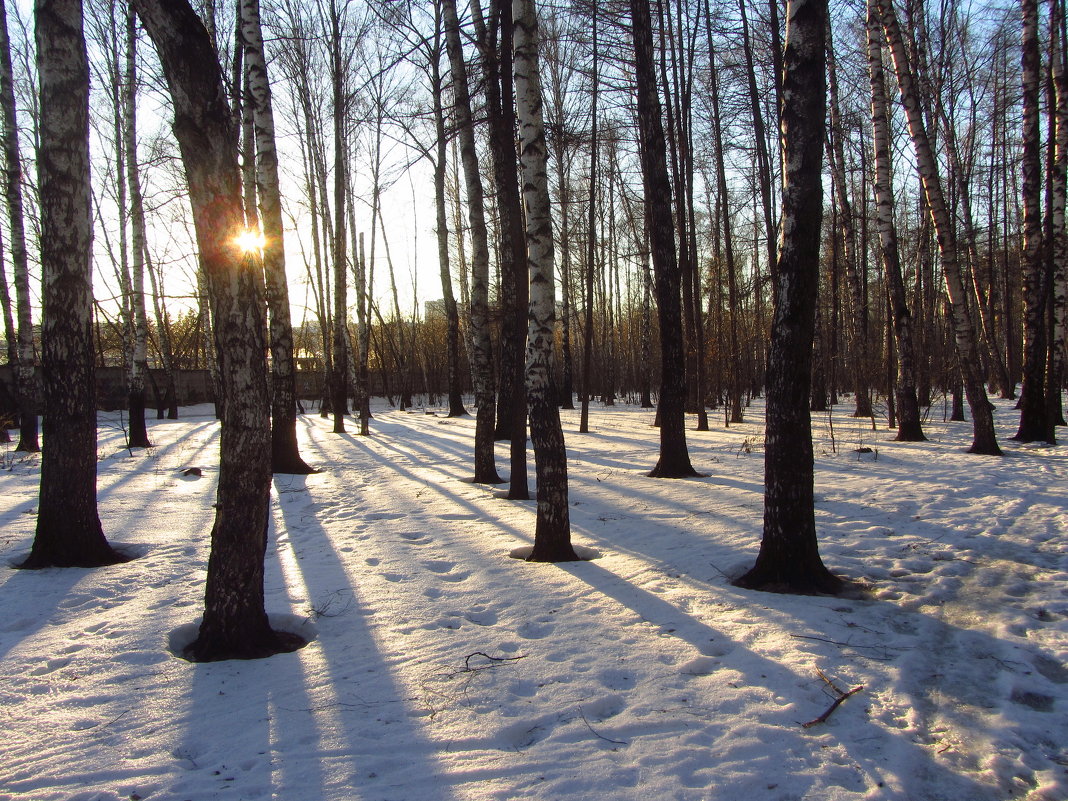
0,398 -> 1065,800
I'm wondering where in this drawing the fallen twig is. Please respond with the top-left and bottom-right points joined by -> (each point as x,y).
802,685 -> 863,728
578,708 -> 628,745
463,652 -> 527,672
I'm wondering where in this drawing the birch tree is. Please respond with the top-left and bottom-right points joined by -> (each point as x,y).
513,0 -> 577,561
877,0 -> 1001,456
124,3 -> 151,448
735,0 -> 841,594
1015,0 -> 1055,443
134,0 -> 303,660
0,0 -> 37,452
443,0 -> 501,484
867,0 -> 925,441
23,0 -> 124,568
240,0 -> 314,471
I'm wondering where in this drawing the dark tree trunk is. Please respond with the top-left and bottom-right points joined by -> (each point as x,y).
443,0 -> 501,484
134,0 -> 301,660
22,0 -> 124,570
1016,0 -> 1056,443
630,0 -> 699,478
474,0 -> 528,499
735,0 -> 842,595
0,0 -> 38,453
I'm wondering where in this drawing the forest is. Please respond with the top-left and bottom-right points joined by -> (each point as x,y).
0,0 -> 1066,798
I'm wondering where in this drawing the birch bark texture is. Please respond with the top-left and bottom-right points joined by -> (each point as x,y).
24,0 -> 124,568
735,0 -> 841,594
239,0 -> 314,471
876,0 -> 1001,455
134,0 -> 301,660
866,0 -> 925,442
443,0 -> 501,484
513,0 -> 578,561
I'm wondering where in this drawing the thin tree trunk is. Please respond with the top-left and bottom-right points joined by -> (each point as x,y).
826,26 -> 871,419
705,16 -> 742,425
124,6 -> 151,448
630,0 -> 699,478
443,0 -> 501,483
514,0 -> 577,562
867,0 -> 925,441
329,0 -> 347,434
0,0 -> 37,451
431,0 -> 465,419
579,10 -> 598,435
877,0 -> 1001,455
241,0 -> 313,471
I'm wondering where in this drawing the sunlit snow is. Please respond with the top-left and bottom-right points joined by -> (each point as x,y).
0,397 -> 1065,800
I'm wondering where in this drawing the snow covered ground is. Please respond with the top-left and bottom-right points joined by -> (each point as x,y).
0,396 -> 1065,801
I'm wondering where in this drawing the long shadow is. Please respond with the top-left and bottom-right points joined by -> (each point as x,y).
338,433 -> 532,543
167,652 -> 276,799
0,566 -> 105,662
275,473 -> 456,800
563,559 -> 1010,800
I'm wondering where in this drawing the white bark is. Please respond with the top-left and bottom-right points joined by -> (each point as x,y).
514,0 -> 575,560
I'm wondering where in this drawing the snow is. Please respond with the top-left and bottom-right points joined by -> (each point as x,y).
0,397 -> 1066,801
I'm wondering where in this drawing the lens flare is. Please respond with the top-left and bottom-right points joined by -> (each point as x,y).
234,228 -> 266,253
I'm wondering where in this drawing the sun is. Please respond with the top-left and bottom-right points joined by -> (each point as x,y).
234,228 -> 266,253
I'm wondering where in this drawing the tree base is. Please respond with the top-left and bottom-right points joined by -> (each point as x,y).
526,543 -> 581,562
733,563 -> 845,595
184,629 -> 307,663
19,545 -> 129,570
647,461 -> 705,479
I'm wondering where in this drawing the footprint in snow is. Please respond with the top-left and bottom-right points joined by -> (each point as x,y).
464,609 -> 497,626
517,621 -> 553,640
582,693 -> 626,722
599,668 -> 636,690
422,559 -> 455,574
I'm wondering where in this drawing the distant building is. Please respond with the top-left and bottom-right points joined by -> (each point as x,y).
424,299 -> 446,320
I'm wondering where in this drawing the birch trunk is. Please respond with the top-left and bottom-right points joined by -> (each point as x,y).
431,1 -> 465,419
0,0 -> 37,452
629,0 -> 699,478
1015,0 -> 1054,443
443,0 -> 501,484
826,27 -> 871,419
735,0 -> 841,594
240,0 -> 313,471
134,0 -> 301,660
514,0 -> 577,562
877,0 -> 1001,455
329,0 -> 347,434
23,0 -> 122,568
1051,0 -> 1068,428
124,6 -> 151,448
472,0 -> 528,499
867,0 -> 925,441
